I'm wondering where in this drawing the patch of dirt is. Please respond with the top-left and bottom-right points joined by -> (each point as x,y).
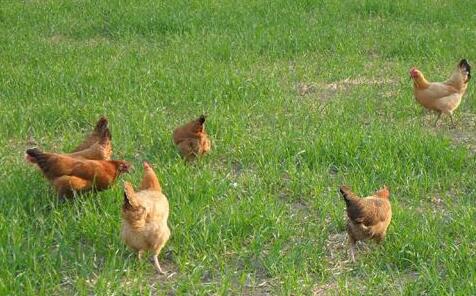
312,271 -> 419,295
297,83 -> 318,96
289,199 -> 310,213
313,231 -> 358,296
84,36 -> 110,47
393,272 -> 419,291
277,171 -> 316,219
445,112 -> 476,154
324,216 -> 381,274
48,34 -> 66,44
328,165 -> 339,176
324,232 -> 354,275
296,82 -> 336,102
45,34 -> 110,47
325,77 -> 397,90
312,282 -> 339,296
319,224 -> 419,294
211,157 -> 258,193
422,111 -> 476,154
7,134 -> 41,150
430,195 -> 444,209
296,77 -> 398,102
189,249 -> 275,294
240,275 -> 275,296
4,136 -> 56,169
419,186 -> 468,217
143,256 -> 180,294
277,172 -> 291,200
231,160 -> 244,177
195,265 -> 275,295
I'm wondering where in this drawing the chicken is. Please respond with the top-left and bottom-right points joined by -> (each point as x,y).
172,115 -> 211,161
70,116 -> 113,160
339,185 -> 392,262
121,162 -> 170,274
410,59 -> 471,127
26,117 -> 111,163
26,148 -> 130,199
66,127 -> 112,161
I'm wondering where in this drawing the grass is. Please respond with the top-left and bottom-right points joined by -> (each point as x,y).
1,0 -> 475,294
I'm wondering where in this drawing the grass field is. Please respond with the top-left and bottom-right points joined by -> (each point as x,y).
1,0 -> 476,294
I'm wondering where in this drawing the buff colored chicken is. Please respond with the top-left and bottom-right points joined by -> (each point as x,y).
121,162 -> 170,274
172,115 -> 211,161
26,148 -> 130,199
410,59 -> 471,127
339,185 -> 392,262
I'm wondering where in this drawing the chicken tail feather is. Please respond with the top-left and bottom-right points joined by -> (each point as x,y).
123,181 -> 139,209
339,185 -> 359,207
459,59 -> 471,81
26,148 -> 50,170
95,116 -> 109,134
140,162 -> 162,191
99,128 -> 112,144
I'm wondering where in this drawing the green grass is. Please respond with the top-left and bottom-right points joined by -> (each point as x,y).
1,0 -> 475,294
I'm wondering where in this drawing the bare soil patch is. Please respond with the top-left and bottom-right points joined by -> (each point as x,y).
45,34 -> 110,47
420,111 -> 476,154
297,77 -> 398,102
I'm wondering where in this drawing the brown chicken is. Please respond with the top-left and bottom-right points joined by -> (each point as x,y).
26,148 -> 130,199
121,162 -> 170,274
339,185 -> 392,262
410,59 -> 471,127
70,116 -> 113,160
66,127 -> 112,161
172,115 -> 211,161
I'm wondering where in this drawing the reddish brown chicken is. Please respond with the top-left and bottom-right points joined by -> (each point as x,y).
339,185 -> 392,262
172,115 -> 211,161
410,59 -> 471,127
26,117 -> 112,163
70,116 -> 113,160
66,128 -> 112,161
26,148 -> 130,199
121,162 -> 170,274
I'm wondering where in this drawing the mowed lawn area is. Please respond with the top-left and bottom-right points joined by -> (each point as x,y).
1,1 -> 475,295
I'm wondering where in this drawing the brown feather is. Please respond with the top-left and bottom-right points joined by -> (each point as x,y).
72,116 -> 112,158
339,185 -> 393,261
26,148 -> 129,198
172,115 -> 211,160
